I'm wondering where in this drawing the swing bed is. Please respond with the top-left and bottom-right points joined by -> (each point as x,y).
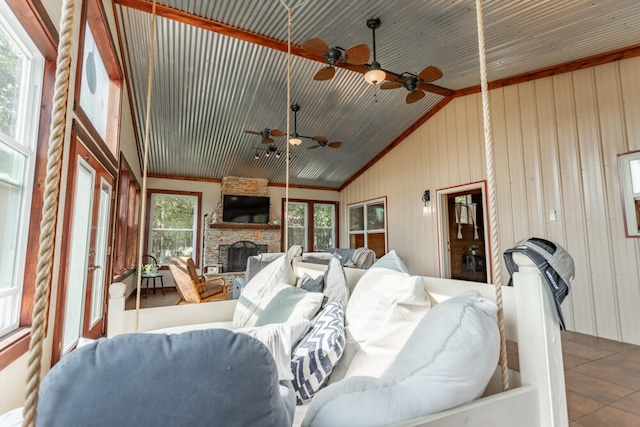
9,0 -> 569,426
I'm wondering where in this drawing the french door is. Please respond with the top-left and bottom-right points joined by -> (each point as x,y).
53,135 -> 114,361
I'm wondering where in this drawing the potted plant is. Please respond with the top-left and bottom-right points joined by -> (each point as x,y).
469,244 -> 479,255
142,263 -> 157,276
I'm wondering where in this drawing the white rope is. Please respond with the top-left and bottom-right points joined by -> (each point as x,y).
22,1 -> 76,425
475,0 -> 509,391
284,7 -> 292,250
135,0 -> 157,331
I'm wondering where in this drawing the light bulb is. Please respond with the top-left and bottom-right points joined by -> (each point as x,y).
289,137 -> 302,146
364,62 -> 386,85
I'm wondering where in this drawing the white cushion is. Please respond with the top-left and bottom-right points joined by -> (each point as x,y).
255,285 -> 324,326
233,255 -> 296,328
303,291 -> 500,427
291,301 -> 345,404
236,320 -> 310,381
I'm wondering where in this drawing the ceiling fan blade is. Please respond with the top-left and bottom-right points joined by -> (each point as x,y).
344,44 -> 370,65
261,137 -> 274,144
380,81 -> 403,90
417,83 -> 454,96
307,145 -> 319,149
270,129 -> 285,137
244,130 -> 259,135
406,90 -> 425,104
384,71 -> 399,82
328,141 -> 342,148
314,66 -> 336,81
418,65 -> 443,83
302,38 -> 329,56
312,136 -> 328,143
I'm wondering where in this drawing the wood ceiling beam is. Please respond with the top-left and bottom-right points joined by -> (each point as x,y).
113,0 -> 366,74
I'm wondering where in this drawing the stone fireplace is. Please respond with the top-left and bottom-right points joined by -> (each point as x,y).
203,177 -> 281,273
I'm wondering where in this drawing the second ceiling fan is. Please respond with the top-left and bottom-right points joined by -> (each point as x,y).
289,104 -> 342,149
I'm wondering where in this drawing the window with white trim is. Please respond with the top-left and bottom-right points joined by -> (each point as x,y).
619,151 -> 640,237
348,197 -> 387,258
0,0 -> 44,338
148,192 -> 200,265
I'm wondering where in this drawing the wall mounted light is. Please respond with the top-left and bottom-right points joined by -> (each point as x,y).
422,190 -> 430,213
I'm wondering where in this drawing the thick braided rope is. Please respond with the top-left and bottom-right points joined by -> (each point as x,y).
22,0 -> 76,425
284,6 -> 292,249
135,0 -> 157,331
475,0 -> 509,391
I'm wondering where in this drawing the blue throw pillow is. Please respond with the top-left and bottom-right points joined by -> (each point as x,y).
291,300 -> 345,404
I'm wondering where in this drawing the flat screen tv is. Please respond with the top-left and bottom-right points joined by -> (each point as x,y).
222,195 -> 270,224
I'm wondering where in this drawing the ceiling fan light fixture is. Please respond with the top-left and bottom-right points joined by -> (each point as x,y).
289,137 -> 302,146
365,61 -> 386,85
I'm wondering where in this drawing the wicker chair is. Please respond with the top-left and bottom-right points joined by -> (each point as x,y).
169,257 -> 228,304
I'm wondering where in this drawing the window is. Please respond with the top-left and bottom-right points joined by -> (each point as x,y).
619,150 -> 640,237
112,154 -> 140,278
0,0 -> 44,339
348,197 -> 387,258
454,195 -> 473,224
283,200 -> 338,252
147,191 -> 201,265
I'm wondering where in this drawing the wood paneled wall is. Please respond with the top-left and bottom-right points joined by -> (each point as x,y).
340,56 -> 640,344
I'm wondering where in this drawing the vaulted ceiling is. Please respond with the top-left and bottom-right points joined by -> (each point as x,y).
114,0 -> 640,189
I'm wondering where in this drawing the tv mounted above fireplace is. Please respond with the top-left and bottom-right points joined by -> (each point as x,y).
222,195 -> 270,224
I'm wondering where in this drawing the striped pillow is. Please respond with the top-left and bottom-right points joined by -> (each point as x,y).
290,300 -> 345,404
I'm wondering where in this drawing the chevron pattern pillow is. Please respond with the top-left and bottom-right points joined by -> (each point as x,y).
291,300 -> 345,404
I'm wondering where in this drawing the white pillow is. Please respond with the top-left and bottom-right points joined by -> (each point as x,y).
303,291 -> 500,427
235,320 -> 310,381
254,284 -> 324,326
233,255 -> 296,328
323,255 -> 349,307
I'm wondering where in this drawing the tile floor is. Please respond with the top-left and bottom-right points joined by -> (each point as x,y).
128,291 -> 640,426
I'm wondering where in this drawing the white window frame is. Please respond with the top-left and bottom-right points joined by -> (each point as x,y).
148,192 -> 199,265
619,150 -> 640,237
348,197 -> 387,255
0,0 -> 44,338
287,201 -> 308,251
313,203 -> 336,251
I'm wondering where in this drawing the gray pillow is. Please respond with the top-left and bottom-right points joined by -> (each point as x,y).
297,273 -> 325,293
37,329 -> 295,427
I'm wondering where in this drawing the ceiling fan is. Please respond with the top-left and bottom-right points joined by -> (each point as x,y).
302,38 -> 370,81
380,66 -> 449,104
362,18 -> 453,102
243,128 -> 285,144
288,104 -> 342,149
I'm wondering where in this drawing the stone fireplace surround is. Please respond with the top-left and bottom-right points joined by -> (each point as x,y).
203,177 -> 281,274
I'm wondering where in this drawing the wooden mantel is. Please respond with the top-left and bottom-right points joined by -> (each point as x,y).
209,223 -> 280,230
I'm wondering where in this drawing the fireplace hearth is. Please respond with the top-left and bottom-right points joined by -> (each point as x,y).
219,240 -> 267,272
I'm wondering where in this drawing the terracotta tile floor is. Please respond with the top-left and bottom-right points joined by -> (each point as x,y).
131,292 -> 640,426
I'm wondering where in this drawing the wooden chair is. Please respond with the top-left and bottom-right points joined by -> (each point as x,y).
169,257 -> 228,304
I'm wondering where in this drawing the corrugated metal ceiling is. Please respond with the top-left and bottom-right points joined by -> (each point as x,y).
115,0 -> 640,188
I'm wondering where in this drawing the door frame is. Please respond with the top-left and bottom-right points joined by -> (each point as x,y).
436,181 -> 492,281
51,126 -> 115,363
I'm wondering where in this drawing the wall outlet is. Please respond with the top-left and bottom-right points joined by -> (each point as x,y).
549,210 -> 557,222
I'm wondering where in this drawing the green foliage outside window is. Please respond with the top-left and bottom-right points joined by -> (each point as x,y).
0,25 -> 24,139
150,194 -> 196,265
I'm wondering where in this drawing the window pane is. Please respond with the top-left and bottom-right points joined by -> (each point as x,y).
152,195 -> 195,229
349,206 -> 364,231
79,23 -> 109,140
287,202 -> 306,227
314,204 -> 333,227
0,143 -> 26,292
151,230 -> 194,265
314,228 -> 333,251
367,202 -> 385,230
631,159 -> 640,194
0,23 -> 26,140
288,227 -> 306,250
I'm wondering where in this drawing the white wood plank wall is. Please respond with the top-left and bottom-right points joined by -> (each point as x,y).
340,56 -> 640,344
